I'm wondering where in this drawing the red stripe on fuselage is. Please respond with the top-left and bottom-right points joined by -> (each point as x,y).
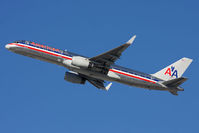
8,43 -> 72,60
8,43 -> 155,84
109,69 -> 156,84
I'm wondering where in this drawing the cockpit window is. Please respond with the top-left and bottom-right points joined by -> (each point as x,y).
14,40 -> 25,43
14,40 -> 32,44
25,41 -> 32,44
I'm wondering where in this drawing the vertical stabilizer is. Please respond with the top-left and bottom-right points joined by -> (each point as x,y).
152,57 -> 192,81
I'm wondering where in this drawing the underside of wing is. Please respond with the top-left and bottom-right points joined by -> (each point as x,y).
79,74 -> 112,90
87,79 -> 112,91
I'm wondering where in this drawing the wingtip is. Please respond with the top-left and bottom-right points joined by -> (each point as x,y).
105,82 -> 112,91
126,35 -> 136,44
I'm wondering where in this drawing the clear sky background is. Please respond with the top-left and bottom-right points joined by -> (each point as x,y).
0,0 -> 199,133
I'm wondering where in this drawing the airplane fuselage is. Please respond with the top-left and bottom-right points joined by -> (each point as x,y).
5,41 -> 168,92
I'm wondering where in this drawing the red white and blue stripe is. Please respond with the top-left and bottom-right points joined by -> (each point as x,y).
7,42 -> 159,84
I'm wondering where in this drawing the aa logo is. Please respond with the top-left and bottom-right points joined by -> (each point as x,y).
164,66 -> 178,78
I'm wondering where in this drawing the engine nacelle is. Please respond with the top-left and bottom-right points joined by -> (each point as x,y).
64,72 -> 86,84
71,56 -> 90,68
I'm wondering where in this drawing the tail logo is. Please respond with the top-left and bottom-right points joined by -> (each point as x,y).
164,66 -> 178,78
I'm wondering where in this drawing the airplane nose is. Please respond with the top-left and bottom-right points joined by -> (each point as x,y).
5,44 -> 11,49
5,44 -> 9,49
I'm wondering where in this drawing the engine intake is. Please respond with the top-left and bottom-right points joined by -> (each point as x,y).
64,72 -> 86,84
71,56 -> 90,68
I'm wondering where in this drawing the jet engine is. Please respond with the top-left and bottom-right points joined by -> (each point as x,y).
64,72 -> 86,84
71,56 -> 91,68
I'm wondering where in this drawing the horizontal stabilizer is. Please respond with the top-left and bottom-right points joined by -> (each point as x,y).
169,90 -> 179,96
162,77 -> 188,87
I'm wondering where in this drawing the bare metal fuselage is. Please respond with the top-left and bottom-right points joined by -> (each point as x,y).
6,42 -> 169,92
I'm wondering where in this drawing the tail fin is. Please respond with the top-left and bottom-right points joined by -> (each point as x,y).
152,57 -> 193,81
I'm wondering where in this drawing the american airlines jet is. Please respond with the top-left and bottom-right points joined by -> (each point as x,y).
5,36 -> 192,95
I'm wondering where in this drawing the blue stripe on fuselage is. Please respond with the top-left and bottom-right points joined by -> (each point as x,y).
18,41 -> 161,82
111,65 -> 161,82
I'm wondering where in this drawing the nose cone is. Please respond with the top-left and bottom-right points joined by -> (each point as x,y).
5,44 -> 12,49
5,44 -> 10,49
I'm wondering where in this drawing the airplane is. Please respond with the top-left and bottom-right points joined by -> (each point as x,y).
5,35 -> 193,95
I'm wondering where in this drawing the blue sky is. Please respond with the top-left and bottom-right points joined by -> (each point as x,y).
1,0 -> 199,132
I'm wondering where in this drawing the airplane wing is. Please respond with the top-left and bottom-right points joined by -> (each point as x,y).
79,74 -> 112,90
87,79 -> 112,91
90,35 -> 136,66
